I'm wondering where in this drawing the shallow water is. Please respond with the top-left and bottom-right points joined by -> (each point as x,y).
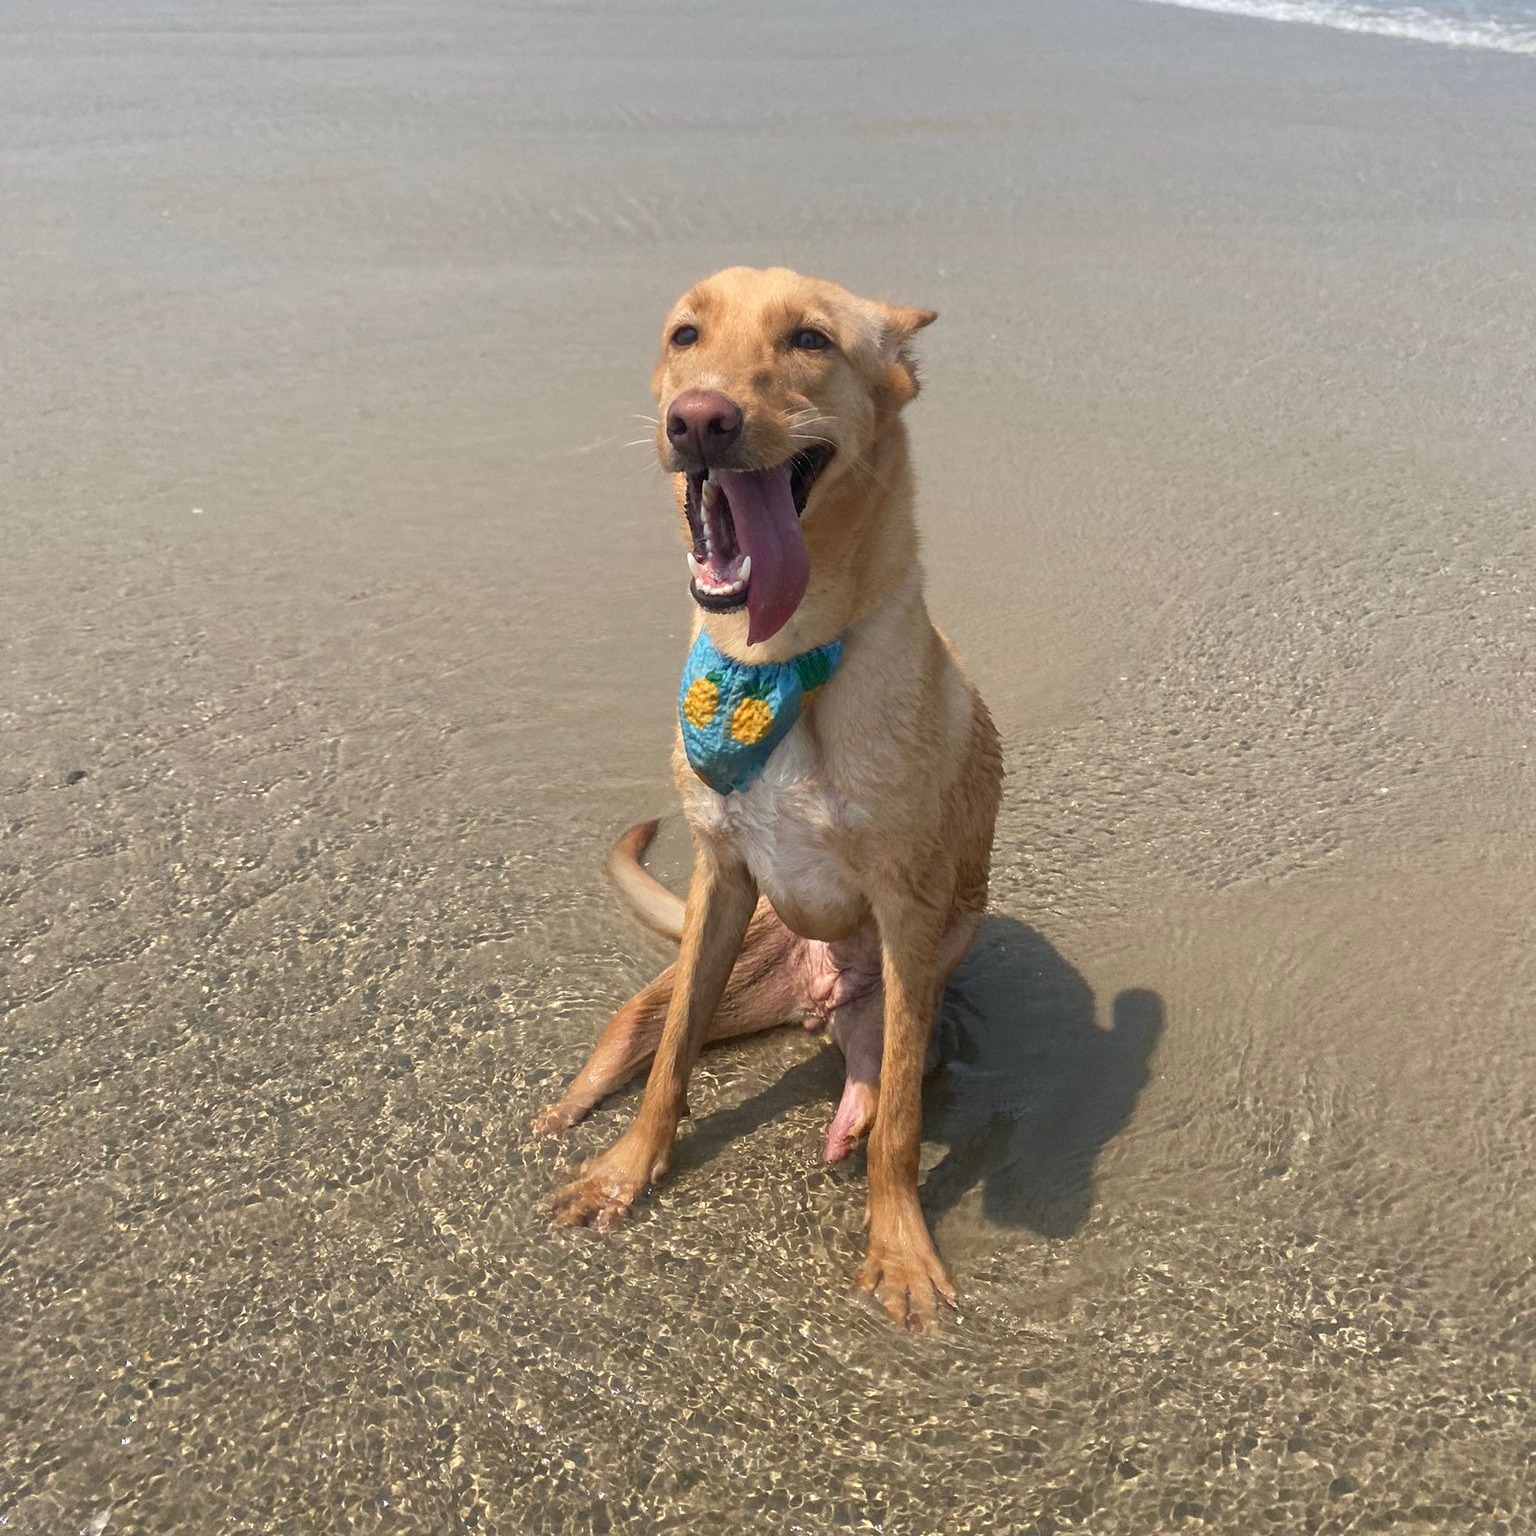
4,1 -> 1535,1532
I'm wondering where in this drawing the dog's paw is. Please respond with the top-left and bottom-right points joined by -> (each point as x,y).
531,1099 -> 584,1136
549,1174 -> 641,1231
855,1237 -> 959,1333
550,1167 -> 646,1230
549,1139 -> 662,1230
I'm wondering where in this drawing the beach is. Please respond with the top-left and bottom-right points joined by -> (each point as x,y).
4,0 -> 1535,1530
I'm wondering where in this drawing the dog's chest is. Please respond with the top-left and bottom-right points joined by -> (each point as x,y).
687,722 -> 868,941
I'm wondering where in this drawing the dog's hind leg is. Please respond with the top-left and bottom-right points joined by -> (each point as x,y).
531,968 -> 673,1135
822,986 -> 884,1165
819,913 -> 980,1166
532,903 -> 806,1135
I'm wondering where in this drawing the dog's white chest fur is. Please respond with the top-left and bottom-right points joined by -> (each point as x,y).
686,718 -> 868,941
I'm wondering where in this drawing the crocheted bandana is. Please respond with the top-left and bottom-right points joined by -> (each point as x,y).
678,628 -> 844,795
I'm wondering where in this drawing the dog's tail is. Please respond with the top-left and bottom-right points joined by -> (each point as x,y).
606,819 -> 686,942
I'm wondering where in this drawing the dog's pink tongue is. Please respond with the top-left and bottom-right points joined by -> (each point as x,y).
715,466 -> 809,645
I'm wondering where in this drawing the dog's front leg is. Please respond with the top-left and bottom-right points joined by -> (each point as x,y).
550,846 -> 757,1230
855,892 -> 958,1331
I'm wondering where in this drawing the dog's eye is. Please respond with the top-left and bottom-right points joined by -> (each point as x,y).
670,324 -> 699,347
791,328 -> 832,352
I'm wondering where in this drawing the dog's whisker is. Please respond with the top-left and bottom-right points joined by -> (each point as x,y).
568,431 -> 663,457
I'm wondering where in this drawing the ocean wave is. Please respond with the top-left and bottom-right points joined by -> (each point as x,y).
1137,0 -> 1536,55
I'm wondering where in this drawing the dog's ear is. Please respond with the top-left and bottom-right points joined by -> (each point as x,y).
876,303 -> 937,408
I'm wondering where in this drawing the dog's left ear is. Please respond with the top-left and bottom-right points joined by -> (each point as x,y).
876,304 -> 937,408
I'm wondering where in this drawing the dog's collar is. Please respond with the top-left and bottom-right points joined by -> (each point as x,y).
678,629 -> 843,796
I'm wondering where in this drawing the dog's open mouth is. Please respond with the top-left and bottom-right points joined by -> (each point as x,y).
684,445 -> 832,645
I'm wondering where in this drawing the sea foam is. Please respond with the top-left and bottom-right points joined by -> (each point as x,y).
1138,0 -> 1536,56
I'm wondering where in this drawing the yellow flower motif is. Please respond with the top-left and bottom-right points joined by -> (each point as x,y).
683,675 -> 719,728
730,696 -> 774,745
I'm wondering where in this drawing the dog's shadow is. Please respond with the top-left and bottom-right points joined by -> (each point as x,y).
923,915 -> 1163,1237
680,915 -> 1163,1241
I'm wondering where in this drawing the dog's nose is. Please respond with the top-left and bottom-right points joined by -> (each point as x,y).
666,390 -> 743,465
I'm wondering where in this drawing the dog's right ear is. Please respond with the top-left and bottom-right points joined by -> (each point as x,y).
876,304 -> 937,408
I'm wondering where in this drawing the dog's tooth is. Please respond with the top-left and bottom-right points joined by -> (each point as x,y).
687,552 -> 702,579
739,555 -> 752,583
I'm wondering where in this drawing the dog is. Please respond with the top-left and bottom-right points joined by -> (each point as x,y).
535,266 -> 1001,1330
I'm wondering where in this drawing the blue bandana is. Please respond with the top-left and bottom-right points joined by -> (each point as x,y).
678,629 -> 844,795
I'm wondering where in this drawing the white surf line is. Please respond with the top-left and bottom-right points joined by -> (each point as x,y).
1136,0 -> 1536,56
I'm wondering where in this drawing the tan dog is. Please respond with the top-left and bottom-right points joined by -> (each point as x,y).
536,266 -> 1001,1330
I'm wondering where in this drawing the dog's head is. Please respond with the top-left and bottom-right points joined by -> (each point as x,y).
653,266 -> 935,645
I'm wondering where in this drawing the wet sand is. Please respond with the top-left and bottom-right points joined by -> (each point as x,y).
4,1 -> 1535,1531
